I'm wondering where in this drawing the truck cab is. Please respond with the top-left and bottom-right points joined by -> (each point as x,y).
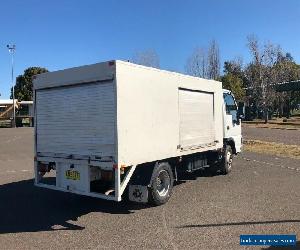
222,89 -> 243,155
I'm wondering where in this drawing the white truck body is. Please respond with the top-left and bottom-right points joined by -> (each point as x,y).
33,60 -> 241,203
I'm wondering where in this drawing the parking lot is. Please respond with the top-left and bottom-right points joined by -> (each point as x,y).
0,128 -> 299,249
243,126 -> 300,145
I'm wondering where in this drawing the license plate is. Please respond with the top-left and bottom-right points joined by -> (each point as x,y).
65,170 -> 80,180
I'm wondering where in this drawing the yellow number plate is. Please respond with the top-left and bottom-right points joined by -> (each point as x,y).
65,170 -> 80,180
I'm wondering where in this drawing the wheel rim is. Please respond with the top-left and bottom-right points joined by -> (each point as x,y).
156,170 -> 170,197
226,151 -> 233,170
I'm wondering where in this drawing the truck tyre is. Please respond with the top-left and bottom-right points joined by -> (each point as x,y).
221,145 -> 233,175
149,162 -> 174,206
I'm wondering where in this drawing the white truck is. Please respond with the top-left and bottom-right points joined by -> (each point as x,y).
33,60 -> 243,205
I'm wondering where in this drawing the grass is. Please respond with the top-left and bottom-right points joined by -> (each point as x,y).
242,123 -> 300,130
242,116 -> 300,130
243,114 -> 300,129
243,139 -> 300,159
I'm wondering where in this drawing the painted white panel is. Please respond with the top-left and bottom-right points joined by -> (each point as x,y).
34,60 -> 224,167
116,61 -> 223,166
36,81 -> 115,157
179,89 -> 215,148
34,61 -> 115,90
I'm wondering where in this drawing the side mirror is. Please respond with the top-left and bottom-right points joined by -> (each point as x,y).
234,120 -> 240,125
234,116 -> 240,125
237,102 -> 245,120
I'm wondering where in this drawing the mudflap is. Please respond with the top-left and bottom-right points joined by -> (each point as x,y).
128,185 -> 148,203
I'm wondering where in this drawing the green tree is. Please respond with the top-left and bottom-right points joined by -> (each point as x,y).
224,58 -> 245,82
245,36 -> 282,123
11,67 -> 49,101
273,52 -> 300,117
221,73 -> 245,100
221,58 -> 246,100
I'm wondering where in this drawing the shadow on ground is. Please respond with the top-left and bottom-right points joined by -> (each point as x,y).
178,221 -> 299,249
0,179 -> 150,234
178,220 -> 299,249
0,167 -> 219,235
177,220 -> 300,228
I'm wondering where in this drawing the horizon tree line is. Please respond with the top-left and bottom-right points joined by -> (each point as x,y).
11,35 -> 300,121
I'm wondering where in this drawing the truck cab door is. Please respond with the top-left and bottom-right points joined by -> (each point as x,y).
223,92 -> 242,153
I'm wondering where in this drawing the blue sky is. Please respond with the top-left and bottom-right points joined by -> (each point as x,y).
0,0 -> 299,98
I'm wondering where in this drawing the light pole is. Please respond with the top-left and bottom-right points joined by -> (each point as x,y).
7,44 -> 16,127
258,54 -> 268,124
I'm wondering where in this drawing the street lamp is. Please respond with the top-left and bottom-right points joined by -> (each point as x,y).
7,44 -> 16,127
259,54 -> 268,123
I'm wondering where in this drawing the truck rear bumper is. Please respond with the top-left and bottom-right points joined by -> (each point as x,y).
34,156 -> 136,202
34,183 -> 118,201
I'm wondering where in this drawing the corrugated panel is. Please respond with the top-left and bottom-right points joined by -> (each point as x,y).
179,89 -> 215,148
36,82 -> 115,157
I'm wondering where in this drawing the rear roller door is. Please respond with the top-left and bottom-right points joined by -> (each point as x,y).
36,81 -> 116,157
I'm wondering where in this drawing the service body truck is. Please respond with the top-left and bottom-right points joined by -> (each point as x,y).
34,60 -> 242,205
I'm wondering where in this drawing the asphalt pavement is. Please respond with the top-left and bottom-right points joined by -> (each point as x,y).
0,128 -> 299,250
243,126 -> 300,145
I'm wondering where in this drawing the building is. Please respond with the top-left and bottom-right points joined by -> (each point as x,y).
0,99 -> 33,127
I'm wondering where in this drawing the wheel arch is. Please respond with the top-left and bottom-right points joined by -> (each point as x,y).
129,159 -> 177,187
224,138 -> 236,154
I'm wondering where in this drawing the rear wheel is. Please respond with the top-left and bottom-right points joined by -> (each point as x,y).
149,162 -> 174,206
